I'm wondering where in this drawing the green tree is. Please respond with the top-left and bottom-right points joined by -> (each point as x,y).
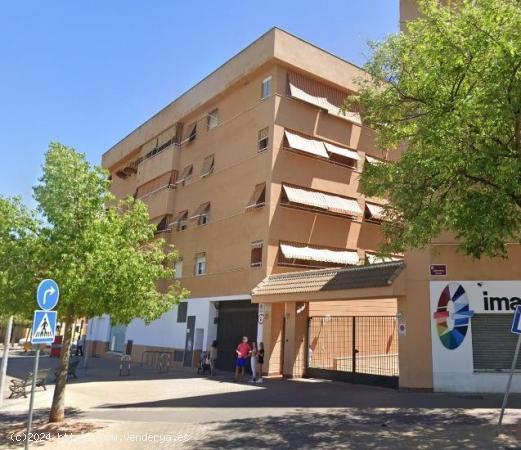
0,196 -> 40,317
351,0 -> 521,258
33,143 -> 187,422
0,197 -> 40,406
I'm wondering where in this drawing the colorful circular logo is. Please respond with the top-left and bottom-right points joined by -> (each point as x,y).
433,283 -> 474,350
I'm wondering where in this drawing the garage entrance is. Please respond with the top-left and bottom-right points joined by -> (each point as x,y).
307,315 -> 399,388
216,300 -> 258,372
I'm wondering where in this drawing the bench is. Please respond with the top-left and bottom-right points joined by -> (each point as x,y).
9,369 -> 51,399
54,358 -> 81,380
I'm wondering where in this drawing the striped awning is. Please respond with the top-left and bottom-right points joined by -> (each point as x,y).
200,154 -> 214,177
283,185 -> 361,216
365,155 -> 384,165
176,164 -> 193,184
287,71 -> 362,125
366,253 -> 402,264
323,195 -> 362,216
172,210 -> 188,225
366,203 -> 385,220
280,243 -> 360,266
283,185 -> 328,210
287,71 -> 328,110
190,202 -> 210,220
284,131 -> 328,158
324,142 -> 360,160
136,170 -> 177,198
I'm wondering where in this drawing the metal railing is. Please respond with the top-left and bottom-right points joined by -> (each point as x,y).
140,351 -> 175,372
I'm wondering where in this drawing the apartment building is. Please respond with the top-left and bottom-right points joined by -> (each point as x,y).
86,27 -> 398,379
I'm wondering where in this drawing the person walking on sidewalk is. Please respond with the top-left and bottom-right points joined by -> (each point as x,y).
209,340 -> 218,376
256,342 -> 265,383
234,336 -> 251,382
249,342 -> 258,382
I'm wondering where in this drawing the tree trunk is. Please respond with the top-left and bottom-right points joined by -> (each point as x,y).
49,316 -> 73,423
0,316 -> 13,407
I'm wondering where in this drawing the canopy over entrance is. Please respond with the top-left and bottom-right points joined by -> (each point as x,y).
252,261 -> 406,303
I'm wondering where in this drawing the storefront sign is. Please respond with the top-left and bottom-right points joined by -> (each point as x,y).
430,281 -> 521,393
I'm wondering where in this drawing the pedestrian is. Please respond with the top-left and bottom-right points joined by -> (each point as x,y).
209,340 -> 218,376
249,342 -> 258,382
75,336 -> 84,356
256,342 -> 265,383
234,336 -> 251,382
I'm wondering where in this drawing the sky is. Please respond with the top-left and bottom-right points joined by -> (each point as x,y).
0,1 -> 398,205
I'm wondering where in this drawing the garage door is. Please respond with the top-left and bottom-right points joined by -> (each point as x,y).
216,300 -> 258,372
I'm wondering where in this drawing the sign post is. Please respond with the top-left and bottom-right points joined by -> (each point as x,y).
25,279 -> 59,450
498,304 -> 521,427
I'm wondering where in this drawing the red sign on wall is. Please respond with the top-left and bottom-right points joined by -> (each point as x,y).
430,264 -> 447,276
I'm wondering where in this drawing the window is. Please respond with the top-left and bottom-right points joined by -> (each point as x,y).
200,154 -> 215,177
194,253 -> 206,276
188,123 -> 197,142
176,164 -> 193,187
261,76 -> 272,100
200,208 -> 210,226
191,202 -> 211,226
174,210 -> 188,232
177,302 -> 188,323
174,259 -> 183,278
258,128 -> 269,152
246,183 -> 266,209
207,109 -> 219,130
251,241 -> 263,267
155,214 -> 173,234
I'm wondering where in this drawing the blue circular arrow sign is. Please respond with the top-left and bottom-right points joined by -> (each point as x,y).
36,279 -> 59,311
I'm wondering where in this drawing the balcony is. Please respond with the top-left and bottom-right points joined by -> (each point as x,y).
136,145 -> 176,186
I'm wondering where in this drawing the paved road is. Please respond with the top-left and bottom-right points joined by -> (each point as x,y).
1,353 -> 521,449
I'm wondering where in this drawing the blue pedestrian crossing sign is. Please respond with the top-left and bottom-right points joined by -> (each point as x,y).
36,279 -> 59,311
512,305 -> 521,335
31,310 -> 57,344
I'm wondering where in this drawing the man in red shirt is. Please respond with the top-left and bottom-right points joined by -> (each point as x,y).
235,336 -> 252,382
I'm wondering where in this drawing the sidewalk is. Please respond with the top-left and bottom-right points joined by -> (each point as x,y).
2,354 -> 521,449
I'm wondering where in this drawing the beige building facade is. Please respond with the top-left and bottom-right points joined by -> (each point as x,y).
87,6 -> 521,394
87,28 -> 397,377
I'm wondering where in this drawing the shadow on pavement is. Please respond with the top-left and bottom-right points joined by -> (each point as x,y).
0,407 -> 94,448
199,408 -> 515,449
97,377 -> 521,410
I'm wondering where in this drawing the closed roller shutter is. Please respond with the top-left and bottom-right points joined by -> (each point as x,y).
472,314 -> 520,371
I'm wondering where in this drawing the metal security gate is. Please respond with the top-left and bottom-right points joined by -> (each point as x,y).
307,316 -> 399,388
216,300 -> 258,372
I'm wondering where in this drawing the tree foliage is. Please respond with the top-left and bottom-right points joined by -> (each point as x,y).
33,143 -> 186,325
0,196 -> 40,321
0,142 -> 187,421
352,0 -> 521,258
